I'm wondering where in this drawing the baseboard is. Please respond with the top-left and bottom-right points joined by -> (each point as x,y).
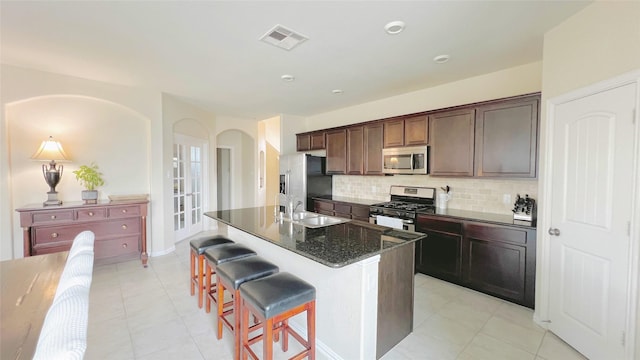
288,320 -> 343,360
150,245 -> 175,257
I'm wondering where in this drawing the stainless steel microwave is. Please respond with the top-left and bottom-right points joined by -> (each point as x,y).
382,146 -> 429,174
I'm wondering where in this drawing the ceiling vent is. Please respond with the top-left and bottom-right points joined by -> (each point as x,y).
260,24 -> 308,51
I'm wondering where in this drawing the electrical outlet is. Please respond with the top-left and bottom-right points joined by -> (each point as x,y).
503,194 -> 512,204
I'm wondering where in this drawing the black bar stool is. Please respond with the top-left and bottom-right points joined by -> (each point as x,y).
189,235 -> 234,309
239,272 -> 316,360
216,256 -> 279,359
204,243 -> 257,313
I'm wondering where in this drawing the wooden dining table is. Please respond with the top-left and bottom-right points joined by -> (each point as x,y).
0,251 -> 68,360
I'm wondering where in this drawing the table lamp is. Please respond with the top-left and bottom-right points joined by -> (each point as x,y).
31,136 -> 70,206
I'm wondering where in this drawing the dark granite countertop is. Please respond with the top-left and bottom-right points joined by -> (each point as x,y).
204,206 -> 425,268
421,208 -> 536,229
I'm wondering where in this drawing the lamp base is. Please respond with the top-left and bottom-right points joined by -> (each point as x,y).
43,191 -> 62,207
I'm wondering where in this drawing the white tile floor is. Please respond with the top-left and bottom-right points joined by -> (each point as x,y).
86,232 -> 588,360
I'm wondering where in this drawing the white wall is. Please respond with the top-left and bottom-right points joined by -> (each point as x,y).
0,65 -> 165,260
538,1 -> 640,355
302,62 -> 542,132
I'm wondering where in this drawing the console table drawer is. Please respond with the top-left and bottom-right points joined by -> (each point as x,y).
91,218 -> 140,237
34,225 -> 83,244
32,210 -> 74,224
109,205 -> 140,218
76,208 -> 106,221
95,236 -> 139,258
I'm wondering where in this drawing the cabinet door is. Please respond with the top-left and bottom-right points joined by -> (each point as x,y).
404,115 -> 428,146
346,126 -> 364,175
475,96 -> 539,178
326,129 -> 347,174
296,134 -> 311,151
310,131 -> 326,150
351,204 -> 371,222
364,123 -> 384,175
383,119 -> 404,148
463,223 -> 536,308
415,215 -> 464,283
429,109 -> 475,176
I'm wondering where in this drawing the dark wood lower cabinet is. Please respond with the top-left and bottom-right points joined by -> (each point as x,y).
415,230 -> 463,283
416,214 -> 536,308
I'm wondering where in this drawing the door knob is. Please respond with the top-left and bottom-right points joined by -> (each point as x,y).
548,228 -> 560,236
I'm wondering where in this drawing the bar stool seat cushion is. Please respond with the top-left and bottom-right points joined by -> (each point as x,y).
217,257 -> 279,290
190,235 -> 234,255
240,272 -> 316,319
204,244 -> 256,265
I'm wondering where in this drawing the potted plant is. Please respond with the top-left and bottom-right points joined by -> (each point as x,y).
72,162 -> 105,204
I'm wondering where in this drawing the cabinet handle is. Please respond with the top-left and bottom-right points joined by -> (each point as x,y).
51,232 -> 58,238
88,212 -> 94,216
121,224 -> 128,230
122,243 -> 128,248
121,209 -> 127,213
50,215 -> 56,220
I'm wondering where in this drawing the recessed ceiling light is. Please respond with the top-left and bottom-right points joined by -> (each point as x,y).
281,74 -> 295,82
332,89 -> 343,94
433,55 -> 450,64
384,21 -> 405,35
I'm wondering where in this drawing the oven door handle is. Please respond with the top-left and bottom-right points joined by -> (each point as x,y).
401,219 -> 414,224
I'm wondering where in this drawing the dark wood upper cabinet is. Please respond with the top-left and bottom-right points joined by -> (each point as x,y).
310,131 -> 326,150
383,119 -> 404,148
346,126 -> 364,175
364,123 -> 384,175
296,133 -> 311,151
326,129 -> 347,174
475,96 -> 539,178
296,131 -> 326,151
404,116 -> 429,146
429,109 -> 476,176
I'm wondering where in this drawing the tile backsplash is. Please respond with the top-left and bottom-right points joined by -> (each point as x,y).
332,175 -> 538,215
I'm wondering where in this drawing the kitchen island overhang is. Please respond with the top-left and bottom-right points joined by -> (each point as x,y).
204,206 -> 425,359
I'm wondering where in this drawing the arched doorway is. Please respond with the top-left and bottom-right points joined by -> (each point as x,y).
216,130 -> 255,209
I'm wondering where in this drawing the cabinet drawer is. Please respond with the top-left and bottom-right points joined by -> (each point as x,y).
465,223 -> 528,245
75,208 -> 106,221
334,203 -> 351,214
95,235 -> 139,259
34,225 -> 84,245
315,200 -> 334,212
351,205 -> 370,219
109,205 -> 140,218
333,212 -> 351,220
32,242 -> 73,256
91,218 -> 140,237
416,216 -> 463,235
32,210 -> 74,224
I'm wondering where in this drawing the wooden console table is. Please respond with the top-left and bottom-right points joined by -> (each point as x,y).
16,200 -> 148,267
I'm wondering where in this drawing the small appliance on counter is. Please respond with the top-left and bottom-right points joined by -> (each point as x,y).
512,194 -> 536,226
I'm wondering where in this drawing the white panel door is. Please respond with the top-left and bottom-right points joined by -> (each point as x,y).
549,83 -> 636,359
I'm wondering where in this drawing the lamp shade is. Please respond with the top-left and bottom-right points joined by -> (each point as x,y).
31,136 -> 70,161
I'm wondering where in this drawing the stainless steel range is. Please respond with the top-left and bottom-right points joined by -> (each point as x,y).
369,185 -> 436,231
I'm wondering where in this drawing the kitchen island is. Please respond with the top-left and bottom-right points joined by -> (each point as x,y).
204,206 -> 426,360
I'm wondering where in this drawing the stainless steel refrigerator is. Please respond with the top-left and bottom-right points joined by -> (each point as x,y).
278,154 -> 332,212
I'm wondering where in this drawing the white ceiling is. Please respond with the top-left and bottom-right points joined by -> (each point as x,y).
0,1 -> 591,120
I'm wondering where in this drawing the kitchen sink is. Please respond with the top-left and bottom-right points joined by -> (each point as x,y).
296,215 -> 349,228
291,211 -> 319,221
281,211 -> 349,228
